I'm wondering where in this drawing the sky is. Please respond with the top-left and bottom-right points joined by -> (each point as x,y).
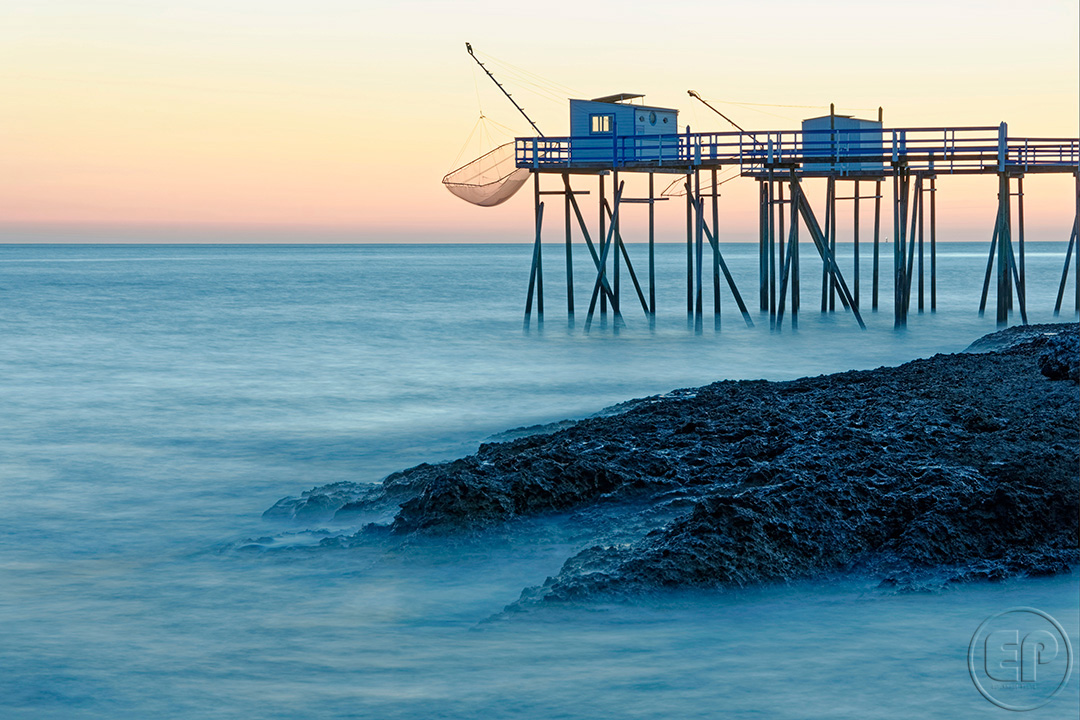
1,0 -> 1077,242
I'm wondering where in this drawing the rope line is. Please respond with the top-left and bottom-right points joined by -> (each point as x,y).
476,50 -> 581,97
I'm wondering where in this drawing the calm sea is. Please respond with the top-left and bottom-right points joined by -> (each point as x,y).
1,242 -> 1076,719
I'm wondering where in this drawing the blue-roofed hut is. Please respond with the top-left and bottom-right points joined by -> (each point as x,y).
569,94 -> 679,165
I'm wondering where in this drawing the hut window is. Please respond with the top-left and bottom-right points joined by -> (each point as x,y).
590,114 -> 613,134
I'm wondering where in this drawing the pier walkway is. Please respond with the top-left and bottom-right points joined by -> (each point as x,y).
516,124 -> 1078,177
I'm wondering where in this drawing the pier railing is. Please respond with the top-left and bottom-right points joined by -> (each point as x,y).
515,125 -> 1080,176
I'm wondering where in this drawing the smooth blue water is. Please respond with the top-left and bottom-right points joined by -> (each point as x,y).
1,242 -> 1077,719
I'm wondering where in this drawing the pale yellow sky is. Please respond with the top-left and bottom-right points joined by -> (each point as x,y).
1,0 -> 1077,241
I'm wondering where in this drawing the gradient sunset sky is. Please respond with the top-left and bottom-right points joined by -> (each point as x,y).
2,0 -> 1077,242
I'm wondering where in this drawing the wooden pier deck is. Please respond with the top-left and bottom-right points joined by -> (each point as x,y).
515,125 -> 1079,176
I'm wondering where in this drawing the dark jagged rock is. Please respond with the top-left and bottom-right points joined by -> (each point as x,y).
1037,330 -> 1079,382
268,323 -> 1079,604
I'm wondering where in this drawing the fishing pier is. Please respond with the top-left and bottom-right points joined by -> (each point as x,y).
444,47 -> 1080,331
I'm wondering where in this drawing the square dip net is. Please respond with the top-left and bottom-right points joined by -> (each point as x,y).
442,142 -> 529,207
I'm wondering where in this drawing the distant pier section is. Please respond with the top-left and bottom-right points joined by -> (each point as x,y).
515,97 -> 1078,330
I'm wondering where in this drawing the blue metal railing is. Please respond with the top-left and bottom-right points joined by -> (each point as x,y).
514,126 -> 1080,175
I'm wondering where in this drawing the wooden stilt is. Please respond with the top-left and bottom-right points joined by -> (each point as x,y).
563,173 -> 574,318
524,173 -> 544,323
1005,217 -> 1028,324
929,176 -> 937,311
778,181 -> 786,317
711,168 -> 721,326
895,170 -> 914,325
822,177 -> 833,312
1005,190 -> 1013,313
694,169 -> 704,329
893,171 -> 904,326
648,173 -> 656,318
759,180 -> 768,311
997,173 -> 1010,325
898,172 -> 911,325
612,171 -> 621,316
829,177 -> 838,311
1016,176 -> 1026,309
792,191 -> 801,322
918,176 -> 925,312
853,180 -> 860,308
768,175 -> 777,321
904,175 -> 921,318
872,179 -> 881,311
686,173 -> 693,317
599,174 -> 607,317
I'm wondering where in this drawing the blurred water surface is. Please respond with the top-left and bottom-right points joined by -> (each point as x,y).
0,242 -> 1076,719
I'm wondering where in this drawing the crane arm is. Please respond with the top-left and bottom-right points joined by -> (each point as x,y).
466,43 -> 544,138
687,90 -> 747,134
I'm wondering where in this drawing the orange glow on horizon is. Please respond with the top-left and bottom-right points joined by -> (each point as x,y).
1,1 -> 1076,241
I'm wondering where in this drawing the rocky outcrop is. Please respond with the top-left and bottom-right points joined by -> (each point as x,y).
266,323 -> 1079,604
1038,331 -> 1080,382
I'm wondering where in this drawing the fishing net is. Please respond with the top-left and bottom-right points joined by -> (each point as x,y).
442,142 -> 529,207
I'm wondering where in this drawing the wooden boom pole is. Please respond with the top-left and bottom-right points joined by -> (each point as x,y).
465,43 -> 544,137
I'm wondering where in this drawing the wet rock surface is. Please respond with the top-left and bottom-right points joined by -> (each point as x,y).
268,323 -> 1079,604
